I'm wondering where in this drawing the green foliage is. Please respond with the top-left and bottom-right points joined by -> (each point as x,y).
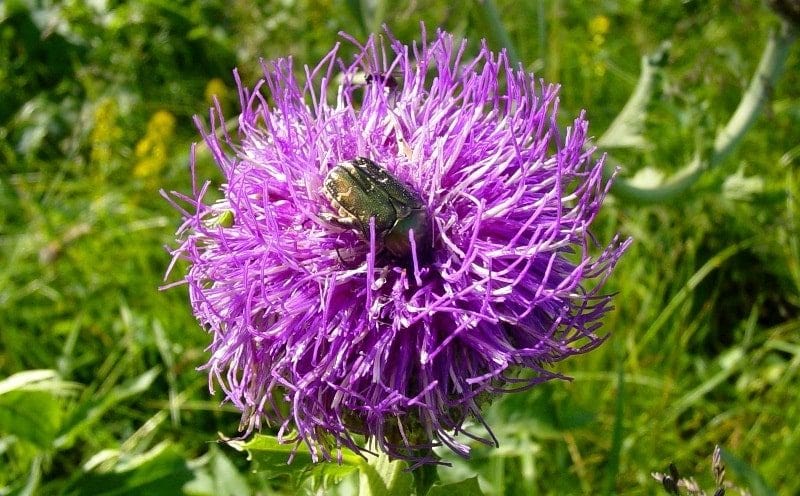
720,447 -> 777,496
235,433 -> 481,496
0,371 -> 74,450
1,0 -> 798,494
62,443 -> 196,496
182,445 -> 251,496
428,477 -> 484,496
356,452 -> 413,496
231,434 -> 362,490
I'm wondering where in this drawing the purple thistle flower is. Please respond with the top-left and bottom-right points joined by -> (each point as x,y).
166,27 -> 631,465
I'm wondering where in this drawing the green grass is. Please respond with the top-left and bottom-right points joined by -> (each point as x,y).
1,0 -> 799,494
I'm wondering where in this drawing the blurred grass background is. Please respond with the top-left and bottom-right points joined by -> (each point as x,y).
1,0 -> 798,494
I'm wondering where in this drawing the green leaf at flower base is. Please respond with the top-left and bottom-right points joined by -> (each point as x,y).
427,476 -> 485,496
358,453 -> 413,496
228,433 -> 360,489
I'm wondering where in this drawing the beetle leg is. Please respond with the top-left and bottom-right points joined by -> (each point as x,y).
320,211 -> 360,229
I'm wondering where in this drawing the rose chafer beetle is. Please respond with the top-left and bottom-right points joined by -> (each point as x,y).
323,157 -> 431,260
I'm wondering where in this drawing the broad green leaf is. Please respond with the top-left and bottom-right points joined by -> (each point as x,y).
229,434 -> 359,489
62,443 -> 194,496
0,370 -> 75,450
184,445 -> 250,496
427,476 -> 485,496
358,453 -> 413,496
0,391 -> 61,449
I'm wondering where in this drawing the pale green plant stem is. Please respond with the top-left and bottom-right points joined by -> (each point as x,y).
603,20 -> 797,203
478,1 -> 799,204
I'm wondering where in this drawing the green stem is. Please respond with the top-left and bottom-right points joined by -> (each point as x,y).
480,0 -> 521,65
605,20 -> 797,203
712,22 -> 795,165
478,2 -> 798,204
597,42 -> 670,149
413,462 -> 440,495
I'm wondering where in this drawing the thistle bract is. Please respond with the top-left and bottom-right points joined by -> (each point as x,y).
167,27 -> 631,465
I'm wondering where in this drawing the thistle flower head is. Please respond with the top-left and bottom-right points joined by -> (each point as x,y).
167,26 -> 631,465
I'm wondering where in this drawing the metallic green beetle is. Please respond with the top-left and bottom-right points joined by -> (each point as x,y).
323,157 -> 431,259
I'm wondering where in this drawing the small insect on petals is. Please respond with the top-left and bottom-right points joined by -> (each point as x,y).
322,157 -> 431,260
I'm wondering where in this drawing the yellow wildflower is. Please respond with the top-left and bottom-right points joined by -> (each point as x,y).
134,110 -> 176,178
90,99 -> 123,164
589,15 -> 610,37
204,78 -> 228,106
